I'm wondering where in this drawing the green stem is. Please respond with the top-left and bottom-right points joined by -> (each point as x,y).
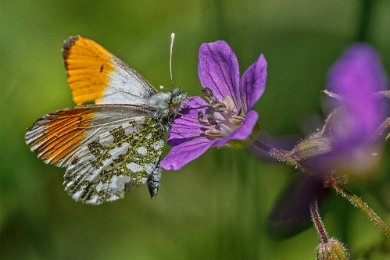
332,182 -> 390,236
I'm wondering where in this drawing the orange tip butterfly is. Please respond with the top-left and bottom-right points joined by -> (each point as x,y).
25,35 -> 187,205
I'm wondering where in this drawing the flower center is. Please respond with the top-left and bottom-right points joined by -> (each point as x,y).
198,88 -> 245,138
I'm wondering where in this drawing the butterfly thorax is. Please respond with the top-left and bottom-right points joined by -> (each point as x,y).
147,88 -> 187,128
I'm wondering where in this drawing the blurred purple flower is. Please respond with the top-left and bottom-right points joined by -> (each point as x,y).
160,40 -> 267,170
276,44 -> 389,175
326,44 -> 388,150
315,44 -> 389,174
250,44 -> 389,238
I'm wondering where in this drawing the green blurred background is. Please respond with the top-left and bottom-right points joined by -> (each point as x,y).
1,0 -> 389,259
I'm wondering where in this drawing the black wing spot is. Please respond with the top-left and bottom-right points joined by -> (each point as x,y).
100,64 -> 104,73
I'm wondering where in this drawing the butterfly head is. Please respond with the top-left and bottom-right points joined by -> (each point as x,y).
170,87 -> 187,110
166,87 -> 187,123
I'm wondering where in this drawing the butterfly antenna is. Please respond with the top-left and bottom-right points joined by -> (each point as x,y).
169,32 -> 175,87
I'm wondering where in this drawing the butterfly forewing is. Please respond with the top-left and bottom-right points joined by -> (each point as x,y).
62,35 -> 157,106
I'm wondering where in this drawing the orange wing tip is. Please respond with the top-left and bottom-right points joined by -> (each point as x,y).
61,35 -> 115,105
25,108 -> 95,166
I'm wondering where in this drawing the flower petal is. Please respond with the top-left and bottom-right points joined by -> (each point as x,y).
240,54 -> 267,110
198,41 -> 241,108
166,96 -> 210,146
327,44 -> 388,144
214,110 -> 259,147
268,174 -> 329,238
161,96 -> 217,170
160,137 -> 215,170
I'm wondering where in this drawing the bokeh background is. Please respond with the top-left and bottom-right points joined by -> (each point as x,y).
1,0 -> 389,259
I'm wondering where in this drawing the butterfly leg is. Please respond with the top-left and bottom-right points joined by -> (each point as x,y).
148,167 -> 162,199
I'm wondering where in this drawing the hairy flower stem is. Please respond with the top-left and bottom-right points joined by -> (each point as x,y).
310,199 -> 329,243
268,148 -> 303,170
331,181 -> 390,236
252,139 -> 304,170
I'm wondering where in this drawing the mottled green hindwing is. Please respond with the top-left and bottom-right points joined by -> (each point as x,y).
63,117 -> 165,204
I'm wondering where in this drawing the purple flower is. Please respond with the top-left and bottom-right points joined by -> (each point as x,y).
285,44 -> 389,176
160,41 -> 267,170
326,44 -> 388,149
252,44 -> 389,238
320,44 -> 389,173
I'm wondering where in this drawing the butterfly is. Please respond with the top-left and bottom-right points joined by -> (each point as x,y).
25,35 -> 187,205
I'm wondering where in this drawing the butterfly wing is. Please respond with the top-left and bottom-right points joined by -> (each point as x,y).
25,105 -> 166,204
62,35 -> 157,106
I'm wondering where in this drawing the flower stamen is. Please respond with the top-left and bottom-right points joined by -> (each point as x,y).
204,129 -> 224,137
211,102 -> 226,112
197,112 -> 211,126
222,96 -> 235,111
207,116 -> 217,125
197,90 -> 247,139
229,115 -> 245,125
202,88 -> 216,103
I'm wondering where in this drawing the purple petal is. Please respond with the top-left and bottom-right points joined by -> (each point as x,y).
160,137 -> 216,170
166,96 -> 210,146
198,41 -> 241,108
214,110 -> 259,147
327,44 -> 388,145
240,54 -> 267,110
268,174 -> 329,238
161,96 -> 216,170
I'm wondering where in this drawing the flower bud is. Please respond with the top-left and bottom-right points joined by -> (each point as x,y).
316,238 -> 349,260
292,135 -> 332,161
